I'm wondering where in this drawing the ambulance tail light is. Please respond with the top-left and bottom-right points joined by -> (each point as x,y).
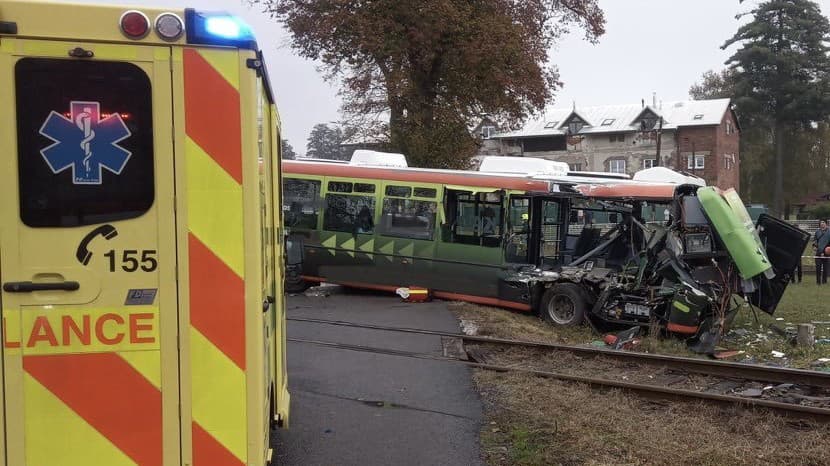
184,9 -> 257,50
120,10 -> 150,39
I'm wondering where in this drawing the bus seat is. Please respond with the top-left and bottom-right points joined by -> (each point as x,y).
573,227 -> 601,257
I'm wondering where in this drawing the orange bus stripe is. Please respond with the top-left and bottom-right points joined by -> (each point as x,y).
189,233 -> 246,370
192,422 -> 245,466
23,353 -> 162,466
283,160 -> 552,192
183,49 -> 243,184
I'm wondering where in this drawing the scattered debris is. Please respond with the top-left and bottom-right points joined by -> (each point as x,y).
459,319 -> 479,336
713,350 -> 743,360
736,388 -> 764,397
611,326 -> 641,350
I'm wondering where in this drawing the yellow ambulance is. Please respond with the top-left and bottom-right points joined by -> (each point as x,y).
0,1 -> 289,464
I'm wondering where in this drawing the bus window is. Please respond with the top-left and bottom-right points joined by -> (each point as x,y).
379,198 -> 436,240
284,178 -> 321,230
329,181 -> 353,193
506,197 -> 530,263
414,187 -> 437,198
355,183 -> 376,193
445,190 -> 503,247
16,58 -> 154,227
324,190 -> 376,234
385,185 -> 412,197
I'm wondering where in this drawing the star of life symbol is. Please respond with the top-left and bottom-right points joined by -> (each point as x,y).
39,101 -> 132,185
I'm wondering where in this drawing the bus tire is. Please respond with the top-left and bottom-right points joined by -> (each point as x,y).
540,283 -> 587,326
285,266 -> 311,294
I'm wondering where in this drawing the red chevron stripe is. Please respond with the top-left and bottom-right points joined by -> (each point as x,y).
192,422 -> 245,466
183,48 -> 243,184
24,353 -> 162,466
188,233 -> 246,370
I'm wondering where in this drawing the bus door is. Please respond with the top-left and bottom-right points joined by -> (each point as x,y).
538,198 -> 567,267
504,195 -> 533,265
0,39 -> 179,465
376,183 -> 440,288
319,177 -> 379,284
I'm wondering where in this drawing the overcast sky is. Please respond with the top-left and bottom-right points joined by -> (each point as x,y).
74,0 -> 830,155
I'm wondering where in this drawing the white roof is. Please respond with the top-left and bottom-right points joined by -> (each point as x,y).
349,150 -> 408,167
495,99 -> 732,139
633,167 -> 706,186
478,156 -> 568,176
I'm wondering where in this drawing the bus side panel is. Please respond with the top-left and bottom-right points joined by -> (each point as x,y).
178,47 -> 249,465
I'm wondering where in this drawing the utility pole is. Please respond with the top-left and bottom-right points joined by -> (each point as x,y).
655,116 -> 663,167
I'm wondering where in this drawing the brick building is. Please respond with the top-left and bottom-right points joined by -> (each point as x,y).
481,98 -> 741,191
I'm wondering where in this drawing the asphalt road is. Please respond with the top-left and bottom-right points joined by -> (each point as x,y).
272,287 -> 484,466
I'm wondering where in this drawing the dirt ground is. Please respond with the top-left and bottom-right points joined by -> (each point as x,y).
450,302 -> 830,465
476,371 -> 830,466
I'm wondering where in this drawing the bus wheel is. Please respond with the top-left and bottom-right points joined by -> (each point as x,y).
285,266 -> 311,294
540,284 -> 587,326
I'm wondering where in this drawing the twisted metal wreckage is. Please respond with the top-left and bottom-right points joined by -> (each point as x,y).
505,184 -> 810,354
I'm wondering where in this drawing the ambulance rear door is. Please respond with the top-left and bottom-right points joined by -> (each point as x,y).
0,39 -> 180,466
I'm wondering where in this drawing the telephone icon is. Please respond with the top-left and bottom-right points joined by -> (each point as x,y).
76,224 -> 118,265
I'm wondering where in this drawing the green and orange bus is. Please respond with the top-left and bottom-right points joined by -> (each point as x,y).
282,158 -> 806,343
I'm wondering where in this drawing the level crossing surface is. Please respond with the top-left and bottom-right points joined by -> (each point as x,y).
273,289 -> 484,465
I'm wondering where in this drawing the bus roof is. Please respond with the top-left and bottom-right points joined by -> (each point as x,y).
0,1 -> 258,49
283,160 -> 555,193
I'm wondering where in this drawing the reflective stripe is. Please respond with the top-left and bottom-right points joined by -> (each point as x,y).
24,353 -> 163,466
24,374 -> 136,466
184,47 -> 248,464
183,48 -> 242,184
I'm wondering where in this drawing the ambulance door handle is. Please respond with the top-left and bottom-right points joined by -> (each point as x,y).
3,281 -> 80,293
263,295 -> 275,313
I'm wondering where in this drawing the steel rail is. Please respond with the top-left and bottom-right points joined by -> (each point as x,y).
288,316 -> 830,389
289,336 -> 830,422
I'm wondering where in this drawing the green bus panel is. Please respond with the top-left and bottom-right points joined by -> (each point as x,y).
697,187 -> 772,279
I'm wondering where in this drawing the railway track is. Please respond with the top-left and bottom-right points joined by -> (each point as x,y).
288,316 -> 830,422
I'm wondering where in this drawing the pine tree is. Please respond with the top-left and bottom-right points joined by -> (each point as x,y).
722,0 -> 830,213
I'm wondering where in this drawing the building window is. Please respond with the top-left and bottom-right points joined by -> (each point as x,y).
725,121 -> 734,135
568,163 -> 583,172
481,125 -> 496,139
544,121 -> 559,129
601,118 -> 615,126
642,159 -> 656,169
568,121 -> 583,134
724,153 -> 735,170
608,159 -> 626,174
687,154 -> 705,170
609,133 -> 625,143
693,114 -> 704,120
640,117 -> 657,131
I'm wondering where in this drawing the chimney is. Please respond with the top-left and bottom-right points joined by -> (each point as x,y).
652,92 -> 657,108
641,99 -> 645,108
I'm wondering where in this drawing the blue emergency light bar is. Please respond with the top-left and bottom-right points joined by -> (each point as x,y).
184,9 -> 257,50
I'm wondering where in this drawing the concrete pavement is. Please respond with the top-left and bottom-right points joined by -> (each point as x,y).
272,288 -> 484,466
